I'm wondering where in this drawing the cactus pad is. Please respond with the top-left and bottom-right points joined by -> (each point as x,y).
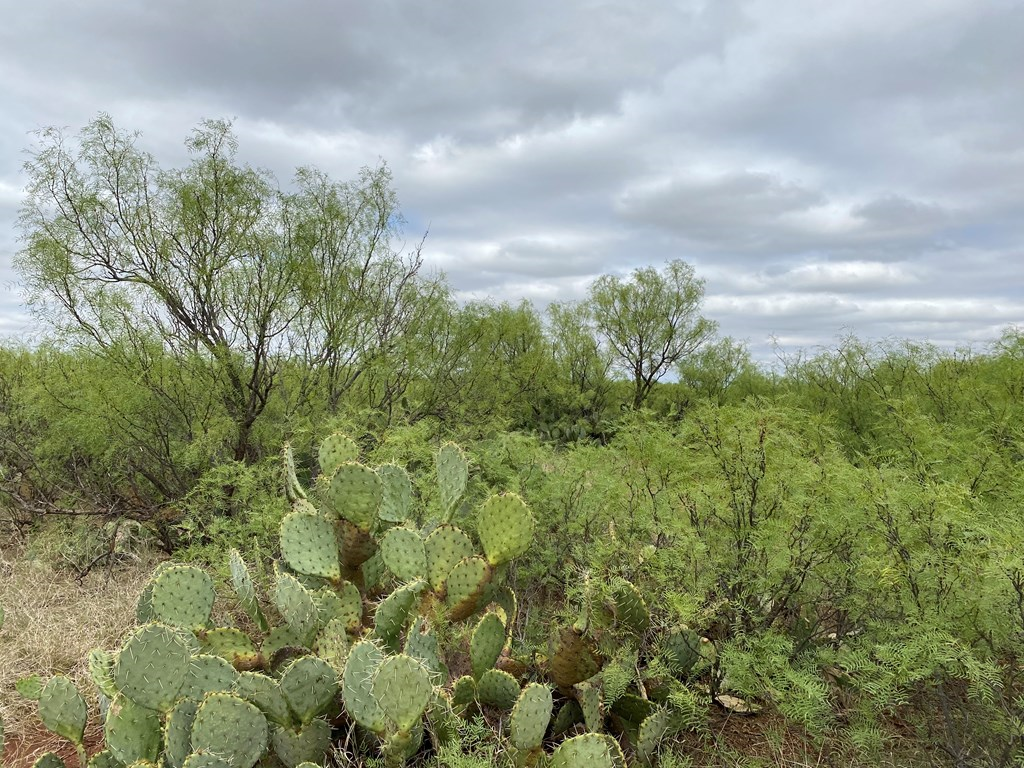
314,617 -> 350,673
233,672 -> 291,727
342,640 -> 387,734
424,525 -> 475,591
477,669 -> 520,710
477,493 -> 535,566
637,708 -> 675,764
444,556 -> 491,621
323,462 -> 382,531
549,627 -> 602,690
470,611 -> 506,679
182,755 -> 233,768
104,695 -> 161,765
450,675 -> 477,717
113,623 -> 190,711
404,617 -> 445,681
372,580 -> 424,654
275,570 -> 320,645
31,754 -> 65,768
318,432 -> 359,477
88,648 -> 118,699
38,676 -> 87,744
280,656 -> 337,725
380,526 -> 428,582
86,751 -> 120,768
661,627 -> 702,677
282,442 -> 307,502
550,733 -> 625,768
376,464 -> 412,523
229,550 -> 268,632
436,443 -> 469,517
162,698 -> 198,768
372,654 -> 432,732
280,511 -> 341,581
575,680 -> 602,732
191,692 -> 268,768
269,720 -> 331,768
509,683 -> 552,751
200,628 -> 260,670
610,579 -> 650,636
150,565 -> 215,631
180,654 -> 240,700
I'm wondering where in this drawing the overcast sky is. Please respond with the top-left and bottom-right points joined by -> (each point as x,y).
1,0 -> 1021,361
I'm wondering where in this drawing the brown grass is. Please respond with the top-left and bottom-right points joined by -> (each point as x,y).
0,546 -> 153,768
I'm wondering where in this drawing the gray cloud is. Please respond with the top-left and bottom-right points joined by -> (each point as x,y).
0,0 -> 1021,362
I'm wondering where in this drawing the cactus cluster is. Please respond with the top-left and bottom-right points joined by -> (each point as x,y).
21,435 -> 720,768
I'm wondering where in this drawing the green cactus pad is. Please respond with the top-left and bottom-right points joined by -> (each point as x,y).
275,569 -> 320,645
404,617 -> 445,680
661,627 -> 702,677
282,442 -> 308,503
550,733 -> 625,768
280,510 -> 341,581
361,549 -> 386,592
88,648 -> 118,699
575,680 -> 602,732
280,656 -> 337,725
376,464 -> 412,523
637,708 -> 675,764
104,695 -> 161,765
233,672 -> 291,727
163,698 -> 198,768
372,580 -> 424,654
470,611 -> 506,679
182,755 -> 233,768
150,565 -> 216,631
269,720 -> 331,768
318,432 -> 359,477
31,753 -> 65,768
113,623 -> 190,711
509,683 -> 553,751
610,693 -> 658,725
444,556 -> 491,621
426,692 -> 459,748
379,526 -> 428,582
200,628 -> 260,670
39,675 -> 87,745
436,443 -> 469,517
86,750 -> 120,768
423,525 -> 475,591
341,640 -> 387,734
16,673 -> 43,700
334,581 -> 363,632
551,699 -> 584,737
477,493 -> 535,566
191,692 -> 268,768
229,549 -> 268,633
134,562 -> 173,625
492,586 -> 519,627
323,462 -> 382,531
372,654 -> 432,732
450,675 -> 477,717
261,624 -> 309,661
477,669 -> 520,710
610,579 -> 650,636
314,617 -> 350,673
548,627 -> 602,690
180,654 -> 240,700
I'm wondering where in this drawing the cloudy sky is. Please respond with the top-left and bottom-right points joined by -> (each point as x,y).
1,0 -> 1021,361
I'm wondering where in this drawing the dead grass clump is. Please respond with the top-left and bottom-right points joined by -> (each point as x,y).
0,547 -> 153,766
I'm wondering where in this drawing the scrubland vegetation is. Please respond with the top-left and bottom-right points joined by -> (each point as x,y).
1,117 -> 1022,768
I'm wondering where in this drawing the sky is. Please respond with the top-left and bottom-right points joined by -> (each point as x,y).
0,0 -> 1021,362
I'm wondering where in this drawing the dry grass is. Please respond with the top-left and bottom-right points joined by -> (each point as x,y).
0,545 -> 154,767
